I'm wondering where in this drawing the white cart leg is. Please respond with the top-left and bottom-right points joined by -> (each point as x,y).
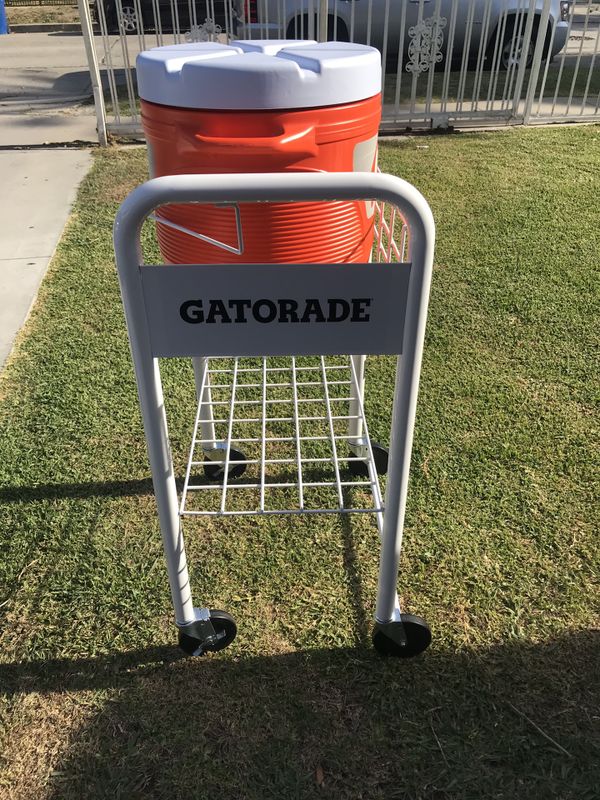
372,354 -> 432,658
136,357 -> 237,655
113,197 -> 236,654
135,357 -> 195,626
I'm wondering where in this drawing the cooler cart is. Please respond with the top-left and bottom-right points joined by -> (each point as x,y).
113,170 -> 435,658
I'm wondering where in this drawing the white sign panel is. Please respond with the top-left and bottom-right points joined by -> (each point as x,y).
141,262 -> 411,358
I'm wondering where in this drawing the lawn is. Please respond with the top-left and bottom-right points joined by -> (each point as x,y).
0,127 -> 599,799
382,63 -> 600,107
6,4 -> 80,25
108,62 -> 600,120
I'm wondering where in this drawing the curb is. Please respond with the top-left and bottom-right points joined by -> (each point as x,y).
10,23 -> 99,33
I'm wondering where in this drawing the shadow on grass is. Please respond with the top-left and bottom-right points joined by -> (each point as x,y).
2,630 -> 598,799
0,478 -> 155,503
0,466 -> 363,503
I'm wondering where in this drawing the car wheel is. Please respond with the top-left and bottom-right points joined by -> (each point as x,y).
499,21 -> 535,70
285,14 -> 348,42
119,3 -> 140,34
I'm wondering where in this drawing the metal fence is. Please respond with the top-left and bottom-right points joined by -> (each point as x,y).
78,0 -> 600,142
6,0 -> 78,6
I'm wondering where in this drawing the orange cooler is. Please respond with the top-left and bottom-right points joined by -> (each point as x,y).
136,40 -> 382,264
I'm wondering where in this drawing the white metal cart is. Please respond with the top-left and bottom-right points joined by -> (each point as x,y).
113,171 -> 435,658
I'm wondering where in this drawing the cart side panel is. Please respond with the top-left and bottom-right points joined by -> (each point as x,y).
140,262 -> 412,358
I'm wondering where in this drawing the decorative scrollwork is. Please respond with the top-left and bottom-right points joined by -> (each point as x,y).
186,18 -> 222,42
406,16 -> 447,75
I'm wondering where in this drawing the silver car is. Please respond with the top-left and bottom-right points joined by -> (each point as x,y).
239,0 -> 571,69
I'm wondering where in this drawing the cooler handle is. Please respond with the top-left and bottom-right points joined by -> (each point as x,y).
150,202 -> 244,256
194,124 -> 318,157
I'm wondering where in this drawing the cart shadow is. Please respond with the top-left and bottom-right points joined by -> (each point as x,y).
0,477 -> 373,650
0,477 -> 156,503
2,630 -> 598,798
0,465 -> 357,502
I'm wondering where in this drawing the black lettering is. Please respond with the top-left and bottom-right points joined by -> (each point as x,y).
180,300 -> 203,323
228,299 -> 252,323
181,297 -> 371,325
327,299 -> 350,322
206,299 -> 232,324
351,298 -> 371,322
253,299 -> 278,323
301,298 -> 326,323
278,299 -> 300,323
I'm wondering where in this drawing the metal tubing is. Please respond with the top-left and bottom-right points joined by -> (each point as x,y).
551,0 -> 577,115
192,357 -> 217,450
425,0 -> 443,117
318,0 -> 328,41
566,3 -> 592,116
348,354 -> 366,446
373,213 -> 434,624
95,0 -> 120,127
581,8 -> 600,114
512,0 -> 538,119
472,0 -> 493,112
219,359 -> 239,512
523,0 -> 552,124
113,207 -> 195,627
307,0 -> 315,39
320,356 -> 345,508
114,173 -> 435,239
134,361 -> 193,624
347,356 -> 402,621
77,0 -> 108,146
114,0 -> 138,122
114,172 -> 435,628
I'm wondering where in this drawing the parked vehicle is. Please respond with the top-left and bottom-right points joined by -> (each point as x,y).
239,0 -> 571,70
95,0 -> 242,35
96,0 -> 570,71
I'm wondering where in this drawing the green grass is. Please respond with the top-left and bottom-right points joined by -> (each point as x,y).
383,63 -> 600,106
106,62 -> 600,120
0,127 -> 599,799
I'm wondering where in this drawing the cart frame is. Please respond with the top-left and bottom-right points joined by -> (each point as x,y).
113,171 -> 435,657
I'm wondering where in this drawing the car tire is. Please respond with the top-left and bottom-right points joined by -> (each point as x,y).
104,2 -> 139,34
119,3 -> 141,34
286,14 -> 349,43
494,18 -> 537,71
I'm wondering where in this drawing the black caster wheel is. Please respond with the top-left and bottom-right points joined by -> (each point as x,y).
348,442 -> 389,477
372,614 -> 431,658
203,447 -> 247,482
178,609 -> 237,656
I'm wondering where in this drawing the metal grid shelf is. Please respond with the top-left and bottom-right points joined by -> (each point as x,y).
180,355 -> 385,518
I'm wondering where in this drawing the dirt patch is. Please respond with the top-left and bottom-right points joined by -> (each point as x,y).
6,5 -> 80,25
85,149 -> 149,205
0,691 -> 100,800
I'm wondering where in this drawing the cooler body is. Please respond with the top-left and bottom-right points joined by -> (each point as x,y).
137,40 -> 382,264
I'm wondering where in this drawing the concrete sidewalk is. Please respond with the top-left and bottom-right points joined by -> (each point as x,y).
0,31 -> 98,146
0,149 -> 92,367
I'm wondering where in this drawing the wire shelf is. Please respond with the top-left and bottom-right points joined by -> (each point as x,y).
177,198 -> 407,519
180,355 -> 386,519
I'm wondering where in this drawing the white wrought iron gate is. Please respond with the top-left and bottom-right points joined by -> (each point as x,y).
78,0 -> 600,141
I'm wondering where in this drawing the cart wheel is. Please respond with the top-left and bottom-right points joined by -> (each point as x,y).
203,448 -> 247,482
178,609 -> 237,656
348,442 -> 389,477
372,614 -> 431,658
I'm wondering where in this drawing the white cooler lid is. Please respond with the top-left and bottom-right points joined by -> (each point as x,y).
136,40 -> 381,110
